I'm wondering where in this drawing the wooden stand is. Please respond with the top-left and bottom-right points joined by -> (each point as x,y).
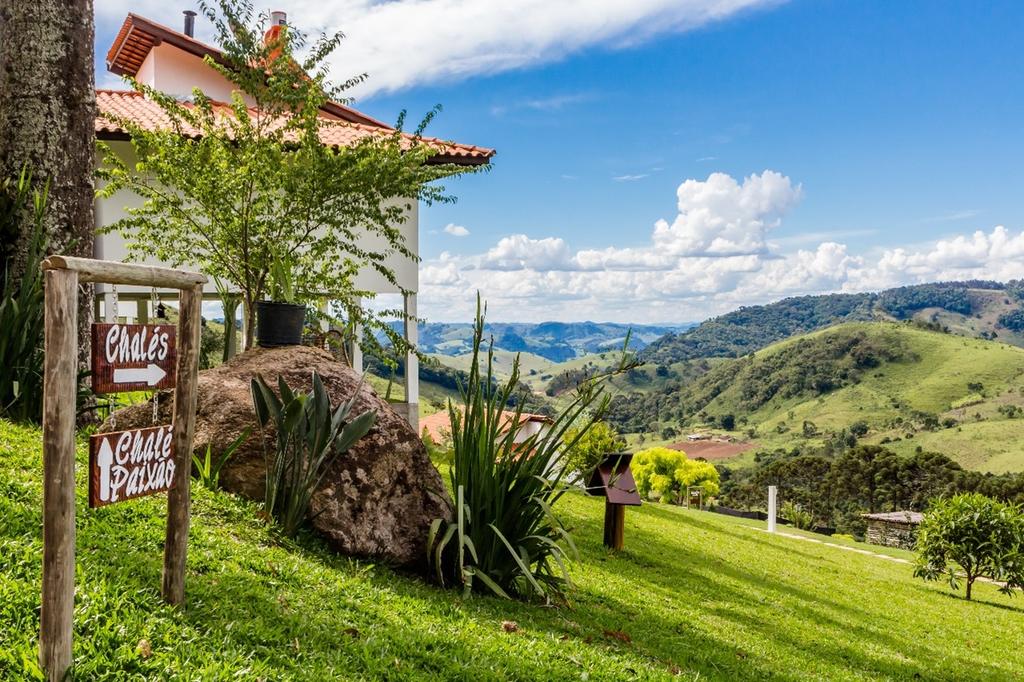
604,502 -> 626,550
38,257 -> 205,680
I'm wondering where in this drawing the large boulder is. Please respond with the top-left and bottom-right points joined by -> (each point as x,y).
102,345 -> 452,568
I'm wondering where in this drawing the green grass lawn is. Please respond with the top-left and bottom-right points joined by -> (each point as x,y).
2,418 -> 1021,680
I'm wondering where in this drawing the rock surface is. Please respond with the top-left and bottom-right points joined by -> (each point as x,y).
103,346 -> 452,568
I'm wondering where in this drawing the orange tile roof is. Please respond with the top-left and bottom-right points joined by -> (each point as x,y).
101,14 -> 494,165
96,90 -> 494,165
420,410 -> 552,444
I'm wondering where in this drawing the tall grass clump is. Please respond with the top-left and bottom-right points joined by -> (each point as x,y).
0,168 -> 47,422
428,297 -> 635,601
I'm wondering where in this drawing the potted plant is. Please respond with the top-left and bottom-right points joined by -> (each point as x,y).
255,252 -> 306,347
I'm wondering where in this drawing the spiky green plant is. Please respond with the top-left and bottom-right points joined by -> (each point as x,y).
192,427 -> 252,491
428,297 -> 635,601
0,168 -> 48,422
250,371 -> 376,536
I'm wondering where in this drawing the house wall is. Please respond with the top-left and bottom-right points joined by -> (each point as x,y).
136,43 -> 254,106
512,420 -> 549,444
93,141 -> 419,296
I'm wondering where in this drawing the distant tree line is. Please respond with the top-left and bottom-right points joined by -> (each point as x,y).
718,445 -> 1024,537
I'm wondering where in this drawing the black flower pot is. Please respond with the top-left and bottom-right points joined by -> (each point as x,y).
255,301 -> 306,347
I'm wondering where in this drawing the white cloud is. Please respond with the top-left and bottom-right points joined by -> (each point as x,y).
97,1 -> 782,97
443,223 -> 470,237
613,174 -> 649,182
652,170 -> 802,257
416,171 -> 1024,323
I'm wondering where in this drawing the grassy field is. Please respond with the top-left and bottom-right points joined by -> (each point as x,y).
2,418 -> 1021,680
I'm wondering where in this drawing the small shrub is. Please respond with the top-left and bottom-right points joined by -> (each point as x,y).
914,493 -> 1024,600
780,500 -> 814,530
250,371 -> 376,536
192,427 -> 251,490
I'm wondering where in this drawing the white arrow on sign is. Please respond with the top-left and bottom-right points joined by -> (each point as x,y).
97,438 -> 114,502
112,363 -> 167,386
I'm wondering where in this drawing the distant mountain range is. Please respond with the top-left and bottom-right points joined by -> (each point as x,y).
388,321 -> 690,362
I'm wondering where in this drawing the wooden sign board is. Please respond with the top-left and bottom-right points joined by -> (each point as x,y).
91,323 -> 176,394
586,453 -> 643,506
89,425 -> 177,508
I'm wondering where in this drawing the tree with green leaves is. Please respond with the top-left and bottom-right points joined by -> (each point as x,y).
562,420 -> 625,478
632,446 -> 720,504
914,493 -> 1024,600
97,0 -> 481,349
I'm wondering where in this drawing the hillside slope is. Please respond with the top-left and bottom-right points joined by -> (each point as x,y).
609,322 -> 1024,472
1,420 -> 1021,680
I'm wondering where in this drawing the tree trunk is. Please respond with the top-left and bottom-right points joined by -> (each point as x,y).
965,576 -> 973,601
0,0 -> 96,368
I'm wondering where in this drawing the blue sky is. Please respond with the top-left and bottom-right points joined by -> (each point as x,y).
94,1 -> 1024,323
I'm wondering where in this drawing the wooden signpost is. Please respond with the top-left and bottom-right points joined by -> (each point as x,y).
586,453 -> 642,550
89,424 -> 176,507
39,256 -> 205,681
91,323 -> 176,393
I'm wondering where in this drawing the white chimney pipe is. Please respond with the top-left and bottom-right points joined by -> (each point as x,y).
270,10 -> 287,26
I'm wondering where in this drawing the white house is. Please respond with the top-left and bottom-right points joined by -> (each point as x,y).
93,11 -> 494,429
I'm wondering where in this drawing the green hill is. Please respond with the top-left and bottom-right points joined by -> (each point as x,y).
642,280 -> 1024,365
1,419 -> 1021,680
609,322 -> 1024,472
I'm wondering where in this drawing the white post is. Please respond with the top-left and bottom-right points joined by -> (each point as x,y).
238,299 -> 247,350
350,297 -> 363,374
404,293 -> 418,432
767,485 -> 777,533
103,291 -> 115,323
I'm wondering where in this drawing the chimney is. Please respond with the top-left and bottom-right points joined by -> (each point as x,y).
183,10 -> 196,37
270,10 -> 287,26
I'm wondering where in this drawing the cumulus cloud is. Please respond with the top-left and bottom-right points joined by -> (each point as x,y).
416,171 -> 1024,323
96,0 -> 781,97
653,170 -> 802,257
443,223 -> 470,237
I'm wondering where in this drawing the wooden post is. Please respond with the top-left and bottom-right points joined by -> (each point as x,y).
39,269 -> 79,681
161,284 -> 202,605
603,502 -> 626,550
768,485 -> 777,533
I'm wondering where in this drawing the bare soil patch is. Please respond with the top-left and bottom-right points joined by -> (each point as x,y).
668,439 -> 754,460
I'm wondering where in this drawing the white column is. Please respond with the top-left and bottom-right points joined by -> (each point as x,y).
404,293 -> 418,431
238,299 -> 247,350
767,486 -> 777,533
103,291 -> 116,323
350,297 -> 363,374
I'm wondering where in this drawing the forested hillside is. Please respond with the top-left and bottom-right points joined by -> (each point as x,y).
642,280 -> 1024,364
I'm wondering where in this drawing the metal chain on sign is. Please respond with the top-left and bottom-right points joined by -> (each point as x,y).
151,288 -> 161,425
109,286 -> 120,428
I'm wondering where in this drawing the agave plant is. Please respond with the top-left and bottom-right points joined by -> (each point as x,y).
428,296 -> 635,601
250,371 -> 376,537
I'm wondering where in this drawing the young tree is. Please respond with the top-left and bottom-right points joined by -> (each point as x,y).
0,0 -> 96,365
632,446 -> 720,504
97,0 -> 481,348
914,493 -> 1024,600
